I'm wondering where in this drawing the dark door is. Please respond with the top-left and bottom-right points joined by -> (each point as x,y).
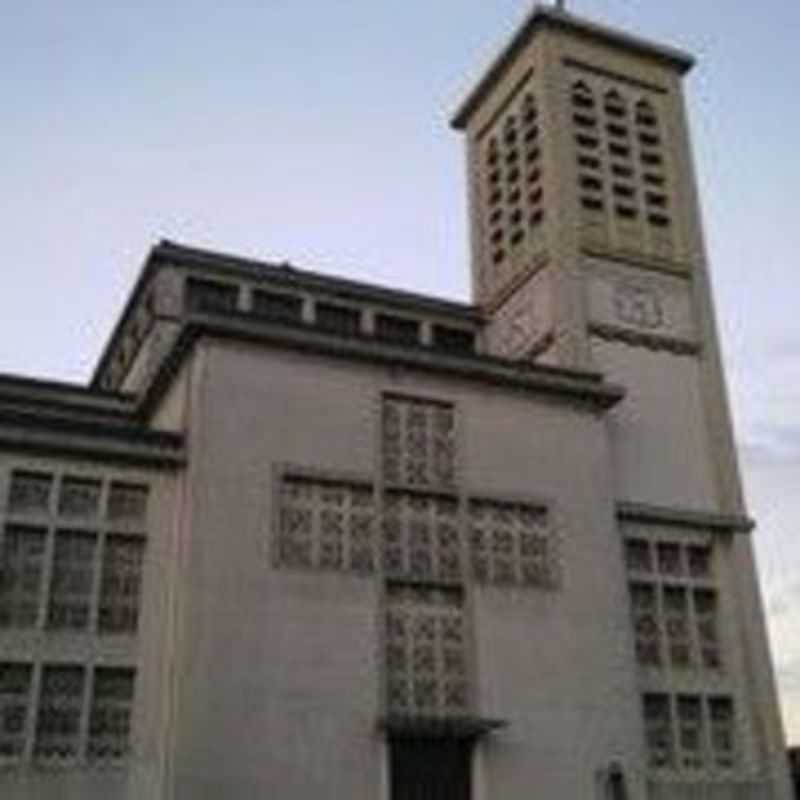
390,738 -> 472,800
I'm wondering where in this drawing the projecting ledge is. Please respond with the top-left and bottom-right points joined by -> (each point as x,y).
617,501 -> 755,534
378,714 -> 508,740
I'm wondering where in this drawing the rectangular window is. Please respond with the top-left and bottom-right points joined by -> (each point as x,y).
7,471 -> 52,515
88,667 -> 135,762
107,483 -> 148,523
375,313 -> 420,346
251,289 -> 303,323
625,539 -> 653,573
58,477 -> 102,519
0,663 -> 32,760
676,695 -> 704,769
34,665 -> 85,761
663,586 -> 692,668
629,583 -> 661,666
687,545 -> 712,579
382,492 -> 461,583
694,589 -> 721,670
98,536 -> 146,634
185,277 -> 239,313
643,693 -> 674,769
275,477 -> 376,575
0,526 -> 47,629
382,396 -> 456,489
385,585 -> 468,717
431,325 -> 476,356
47,531 -> 97,631
709,696 -> 736,769
315,302 -> 361,337
468,498 -> 555,589
624,535 -> 723,674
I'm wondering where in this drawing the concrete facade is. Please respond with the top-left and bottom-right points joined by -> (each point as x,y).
0,6 -> 791,800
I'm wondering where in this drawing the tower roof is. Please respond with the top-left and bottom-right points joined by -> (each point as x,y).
451,4 -> 695,130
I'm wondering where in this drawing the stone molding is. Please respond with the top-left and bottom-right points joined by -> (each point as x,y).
139,317 -> 626,421
617,501 -> 754,534
589,322 -> 700,355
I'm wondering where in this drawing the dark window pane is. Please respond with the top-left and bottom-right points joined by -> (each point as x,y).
432,326 -> 476,355
375,314 -> 420,346
47,531 -> 96,631
107,483 -> 148,523
7,471 -> 52,515
34,665 -> 85,761
251,290 -> 303,323
0,526 -> 46,629
88,668 -> 136,762
315,303 -> 361,336
58,477 -> 101,518
186,278 -> 239,313
98,536 -> 146,635
0,663 -> 33,759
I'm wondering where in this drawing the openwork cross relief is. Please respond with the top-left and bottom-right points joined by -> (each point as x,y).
272,393 -> 562,718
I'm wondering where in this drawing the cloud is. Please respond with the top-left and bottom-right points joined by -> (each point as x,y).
739,424 -> 800,468
767,336 -> 800,363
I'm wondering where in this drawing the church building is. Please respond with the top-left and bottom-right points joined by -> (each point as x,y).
0,5 -> 792,799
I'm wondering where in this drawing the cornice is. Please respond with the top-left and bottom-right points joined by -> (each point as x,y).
617,501 -> 754,534
581,244 -> 694,277
0,423 -> 183,469
588,322 -> 701,356
139,313 -> 626,419
158,240 -> 483,320
451,5 -> 694,130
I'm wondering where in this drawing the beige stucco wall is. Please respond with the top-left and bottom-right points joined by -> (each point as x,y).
159,339 -> 644,799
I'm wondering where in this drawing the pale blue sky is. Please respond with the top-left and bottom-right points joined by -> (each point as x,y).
2,0 -> 799,742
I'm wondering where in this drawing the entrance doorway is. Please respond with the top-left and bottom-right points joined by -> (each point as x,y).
390,738 -> 472,800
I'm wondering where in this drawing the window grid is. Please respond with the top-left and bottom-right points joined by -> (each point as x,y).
275,476 -> 376,575
0,663 -> 33,761
6,471 -> 53,516
0,526 -> 47,630
626,537 -> 721,673
468,498 -> 558,589
107,483 -> 149,524
57,477 -> 102,520
34,665 -> 86,762
98,536 -> 146,635
643,692 -> 737,774
385,585 -> 469,718
0,663 -> 138,767
87,667 -> 136,762
381,396 -> 457,491
1,470 -> 149,637
382,492 -> 461,584
571,80 -> 674,256
478,83 -> 546,301
46,531 -> 97,632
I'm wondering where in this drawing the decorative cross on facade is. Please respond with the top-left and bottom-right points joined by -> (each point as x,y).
272,393 -> 561,723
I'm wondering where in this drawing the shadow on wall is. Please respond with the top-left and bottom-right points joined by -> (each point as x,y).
790,748 -> 800,800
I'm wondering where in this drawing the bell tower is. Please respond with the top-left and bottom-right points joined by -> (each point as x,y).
453,6 -> 794,797
452,4 -> 698,370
